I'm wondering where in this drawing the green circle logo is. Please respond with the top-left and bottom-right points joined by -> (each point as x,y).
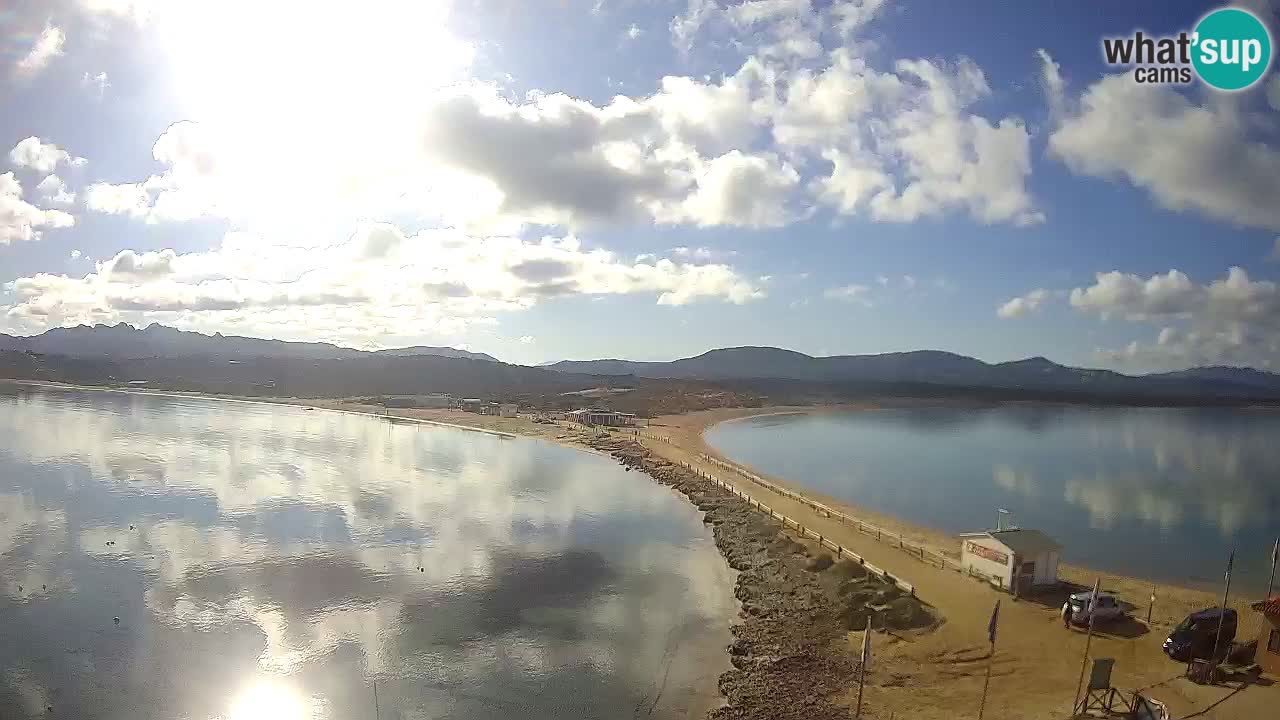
1192,8 -> 1272,91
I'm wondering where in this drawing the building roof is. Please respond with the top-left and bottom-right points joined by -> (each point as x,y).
981,529 -> 1062,557
1252,598 -> 1280,615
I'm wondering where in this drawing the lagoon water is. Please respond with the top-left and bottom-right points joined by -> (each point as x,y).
0,386 -> 735,720
707,406 -> 1280,593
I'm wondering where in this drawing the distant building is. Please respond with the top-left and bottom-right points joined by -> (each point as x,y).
382,393 -> 451,409
1253,598 -> 1280,676
499,403 -> 517,417
460,399 -> 483,412
959,528 -> 1061,595
566,408 -> 635,427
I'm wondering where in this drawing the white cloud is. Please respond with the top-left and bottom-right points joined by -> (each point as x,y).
0,172 -> 76,245
84,181 -> 152,218
1045,52 -> 1280,231
823,283 -> 871,305
997,288 -> 1051,319
2,226 -> 764,341
519,335 -> 535,344
36,175 -> 76,205
9,138 -> 86,174
1069,269 -> 1201,321
14,24 -> 65,76
672,0 -> 888,60
626,23 -> 642,40
1067,267 -> 1280,370
70,249 -> 82,260
81,71 -> 111,96
794,53 -> 1042,226
670,0 -> 718,53
83,122 -> 230,223
82,2 -> 1038,238
662,150 -> 799,228
1035,48 -> 1064,120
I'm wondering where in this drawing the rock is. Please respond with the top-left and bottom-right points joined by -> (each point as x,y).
805,553 -> 834,572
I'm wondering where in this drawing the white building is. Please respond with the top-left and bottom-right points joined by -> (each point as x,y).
499,403 -> 517,417
959,528 -> 1061,595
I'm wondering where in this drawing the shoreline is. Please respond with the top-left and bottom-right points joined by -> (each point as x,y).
680,404 -> 1240,599
8,382 -> 1277,716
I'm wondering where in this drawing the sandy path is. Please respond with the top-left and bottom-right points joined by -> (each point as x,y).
639,407 -> 1278,720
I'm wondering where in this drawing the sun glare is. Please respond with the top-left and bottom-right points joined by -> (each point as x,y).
226,680 -> 311,720
137,0 -> 476,228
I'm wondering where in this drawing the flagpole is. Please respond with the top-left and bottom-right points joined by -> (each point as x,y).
1072,577 -> 1101,714
978,599 -> 1000,720
856,614 -> 871,717
978,634 -> 996,720
1212,548 -> 1234,663
1267,538 -> 1278,600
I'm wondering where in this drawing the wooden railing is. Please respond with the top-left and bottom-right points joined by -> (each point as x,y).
676,459 -> 918,597
696,453 -> 965,577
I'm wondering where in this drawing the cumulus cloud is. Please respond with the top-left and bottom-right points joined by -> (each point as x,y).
791,52 -> 1042,226
9,138 -> 86,174
14,24 -> 65,76
36,175 -> 76,205
1043,52 -> 1280,231
84,121 -> 228,223
997,288 -> 1051,319
0,172 -> 76,245
1,226 -> 764,341
1066,267 -> 1280,370
662,150 -> 799,228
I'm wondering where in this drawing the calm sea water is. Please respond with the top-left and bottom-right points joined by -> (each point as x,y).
706,406 -> 1280,593
0,386 -> 735,720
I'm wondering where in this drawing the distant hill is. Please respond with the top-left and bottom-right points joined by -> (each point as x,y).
373,346 -> 497,362
0,324 -> 496,362
548,347 -> 1280,400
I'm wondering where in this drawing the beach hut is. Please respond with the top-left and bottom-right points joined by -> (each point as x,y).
959,528 -> 1062,595
499,403 -> 517,417
1252,598 -> 1280,675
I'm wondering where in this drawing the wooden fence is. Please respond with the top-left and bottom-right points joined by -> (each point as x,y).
676,459 -> 918,597
695,453 -> 965,576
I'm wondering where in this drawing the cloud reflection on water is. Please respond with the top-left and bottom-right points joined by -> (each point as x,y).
0,388 -> 735,720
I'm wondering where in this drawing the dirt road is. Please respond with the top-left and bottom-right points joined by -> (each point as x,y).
639,408 -> 1277,719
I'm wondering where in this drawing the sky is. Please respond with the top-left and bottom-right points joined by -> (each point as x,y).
1,0 -> 1278,371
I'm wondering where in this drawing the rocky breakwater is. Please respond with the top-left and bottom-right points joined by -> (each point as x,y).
589,435 -> 940,720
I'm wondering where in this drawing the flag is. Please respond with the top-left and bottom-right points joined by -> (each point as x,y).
1225,548 -> 1235,583
987,600 -> 1001,645
1271,538 -> 1278,572
1087,578 -> 1101,629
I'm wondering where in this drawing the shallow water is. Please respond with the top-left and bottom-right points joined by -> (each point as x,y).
706,405 -> 1280,593
0,386 -> 735,719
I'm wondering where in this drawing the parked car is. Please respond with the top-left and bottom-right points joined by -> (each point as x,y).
1064,591 -> 1125,626
1163,607 -> 1237,662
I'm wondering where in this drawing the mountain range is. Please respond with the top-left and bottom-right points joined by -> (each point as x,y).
548,346 -> 1280,398
2,325 -> 1278,403
0,323 -> 497,362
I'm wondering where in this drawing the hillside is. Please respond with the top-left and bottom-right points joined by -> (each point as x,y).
549,347 -> 1280,400
0,323 -> 496,362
